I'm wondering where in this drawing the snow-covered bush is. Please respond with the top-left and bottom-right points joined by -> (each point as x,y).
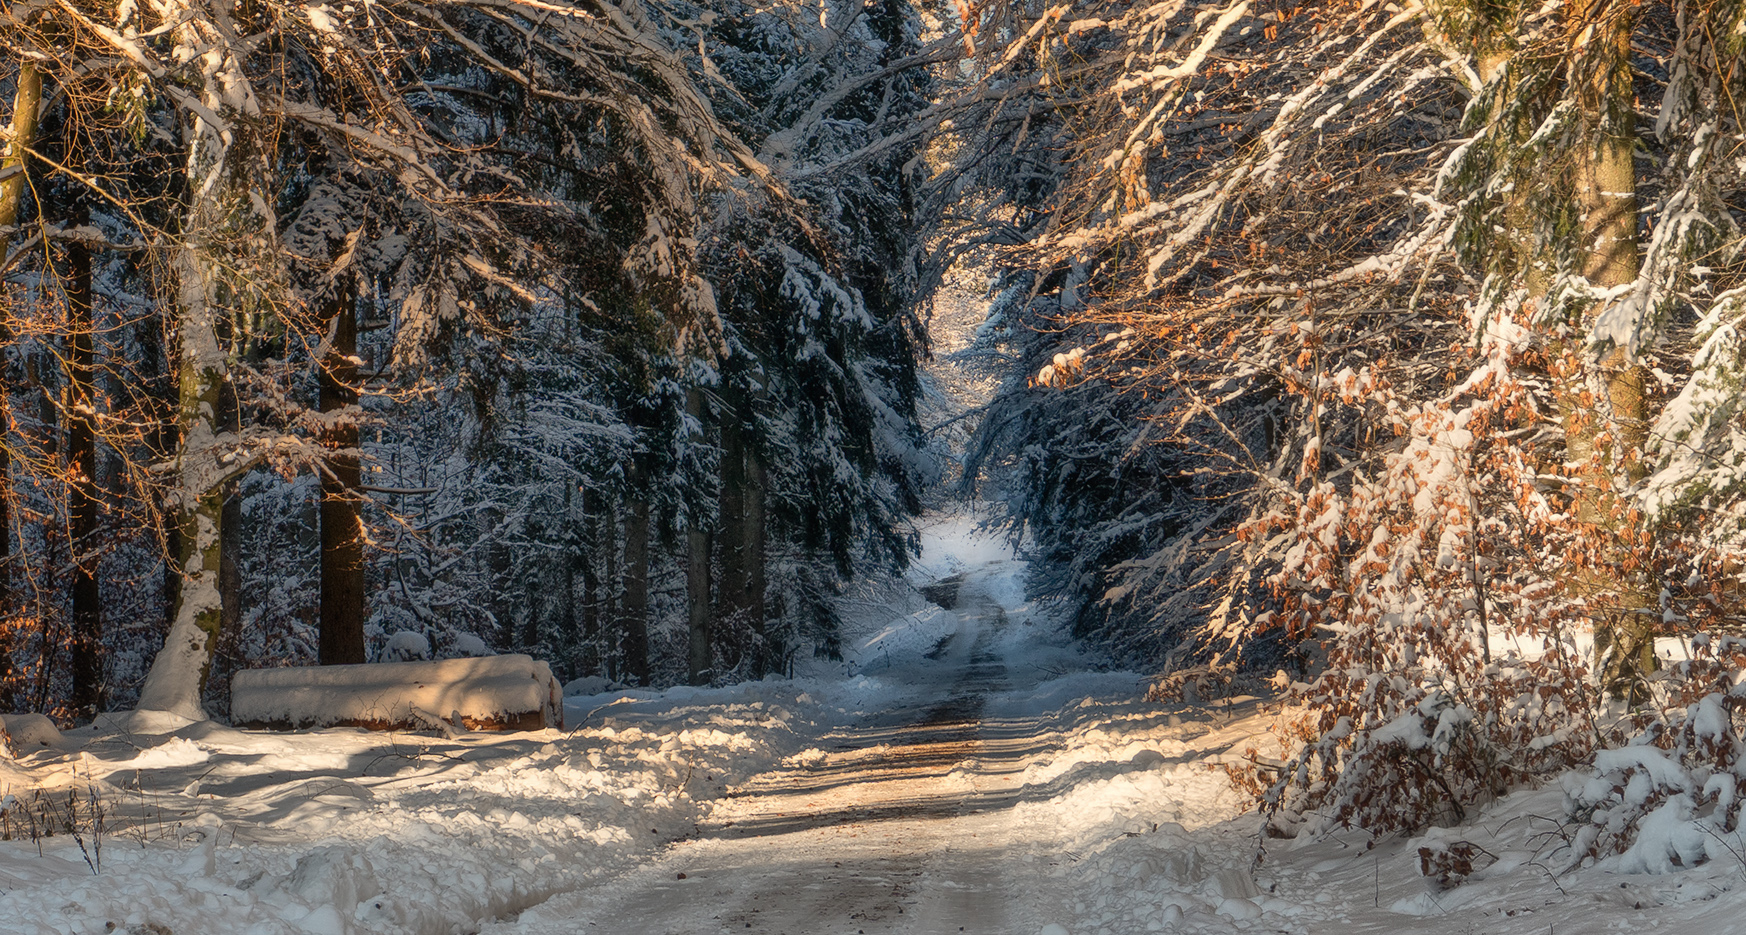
451,633 -> 492,658
382,631 -> 432,663
1257,370 -> 1602,836
1561,636 -> 1746,871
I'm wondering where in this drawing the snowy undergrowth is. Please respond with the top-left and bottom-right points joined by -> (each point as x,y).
1005,694 -> 1746,935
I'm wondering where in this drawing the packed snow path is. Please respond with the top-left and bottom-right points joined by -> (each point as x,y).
506,564 -> 1041,935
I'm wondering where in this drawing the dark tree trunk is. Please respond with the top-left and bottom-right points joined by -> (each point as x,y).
556,484 -> 581,678
744,441 -> 768,675
580,486 -> 602,675
620,466 -> 651,686
138,296 -> 182,652
0,301 -> 11,712
220,492 -> 242,635
0,429 -> 10,711
686,388 -> 713,686
318,290 -> 365,665
687,525 -> 713,685
740,441 -> 768,676
718,387 -> 770,675
23,279 -> 60,713
718,395 -> 748,672
67,218 -> 103,717
559,555 -> 578,673
0,58 -> 41,713
216,356 -> 244,652
603,499 -> 620,681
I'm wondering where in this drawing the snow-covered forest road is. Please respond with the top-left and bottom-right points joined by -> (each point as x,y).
10,528 -> 1746,935
506,563 -> 1041,935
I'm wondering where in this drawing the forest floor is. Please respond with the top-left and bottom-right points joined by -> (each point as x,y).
6,516 -> 1746,934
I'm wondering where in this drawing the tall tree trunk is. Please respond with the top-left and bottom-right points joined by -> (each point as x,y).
134,239 -> 231,720
25,286 -> 61,713
744,439 -> 768,676
718,386 -> 769,676
0,60 -> 39,231
685,387 -> 713,685
687,524 -> 712,684
216,353 -> 244,662
1,59 -> 45,711
67,210 -> 103,718
318,288 -> 365,664
220,490 -> 242,637
603,498 -> 620,680
718,392 -> 749,672
620,465 -> 651,686
559,497 -> 580,680
136,92 -> 243,717
580,486 -> 602,675
1566,2 -> 1653,702
148,305 -> 183,677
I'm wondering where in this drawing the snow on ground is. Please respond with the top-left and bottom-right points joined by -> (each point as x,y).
0,684 -> 841,935
4,519 -> 1746,935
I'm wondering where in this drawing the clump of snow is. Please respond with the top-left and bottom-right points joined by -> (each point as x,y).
563,675 -> 623,697
380,630 -> 431,662
122,736 -> 211,771
450,632 -> 492,657
94,707 -> 202,736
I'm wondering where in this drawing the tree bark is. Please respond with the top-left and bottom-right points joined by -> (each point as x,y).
134,241 -> 232,720
580,486 -> 602,675
220,490 -> 242,636
718,391 -> 749,672
1566,2 -> 1654,702
0,60 -> 40,231
718,386 -> 770,675
744,437 -> 768,676
620,464 -> 651,686
67,210 -> 103,718
318,288 -> 365,665
602,498 -> 620,680
685,387 -> 713,686
0,58 -> 45,709
559,495 -> 580,679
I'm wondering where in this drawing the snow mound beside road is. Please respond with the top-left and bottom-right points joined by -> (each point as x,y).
851,605 -> 958,667
0,684 -> 838,935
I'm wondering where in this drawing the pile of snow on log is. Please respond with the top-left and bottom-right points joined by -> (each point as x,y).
232,654 -> 562,732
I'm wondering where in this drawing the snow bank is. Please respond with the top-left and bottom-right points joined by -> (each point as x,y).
231,654 -> 562,731
1,714 -> 62,752
851,605 -> 958,666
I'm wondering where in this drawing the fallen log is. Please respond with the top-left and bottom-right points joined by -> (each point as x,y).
231,654 -> 563,732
